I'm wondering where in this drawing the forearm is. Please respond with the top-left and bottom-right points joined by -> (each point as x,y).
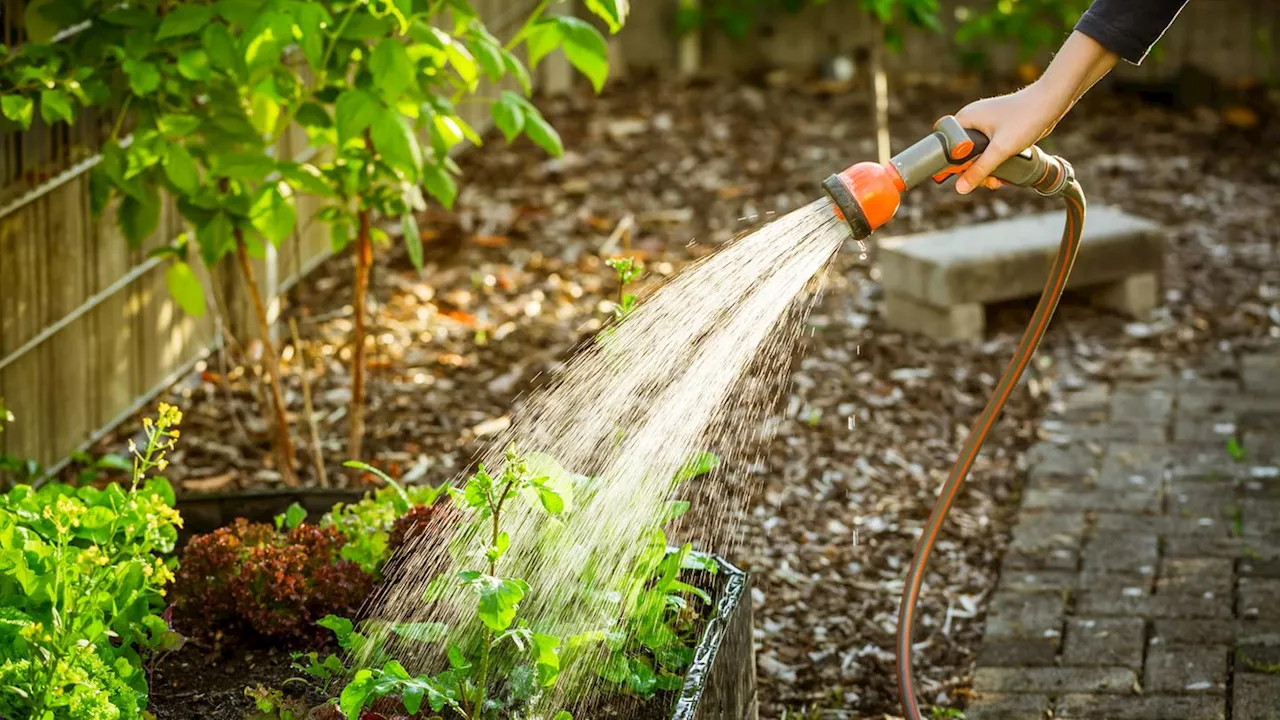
1033,31 -> 1120,120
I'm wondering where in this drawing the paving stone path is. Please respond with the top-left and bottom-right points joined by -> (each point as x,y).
967,352 -> 1280,720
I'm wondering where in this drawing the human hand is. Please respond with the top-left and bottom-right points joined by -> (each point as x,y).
952,81 -> 1068,194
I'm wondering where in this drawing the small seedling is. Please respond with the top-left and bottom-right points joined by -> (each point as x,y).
1228,437 -> 1247,462
930,708 -> 966,719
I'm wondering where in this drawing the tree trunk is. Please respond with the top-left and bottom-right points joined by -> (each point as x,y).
234,232 -> 299,486
871,27 -> 891,166
348,208 -> 372,464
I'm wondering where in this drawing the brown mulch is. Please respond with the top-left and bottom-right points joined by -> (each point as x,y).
77,72 -> 1280,718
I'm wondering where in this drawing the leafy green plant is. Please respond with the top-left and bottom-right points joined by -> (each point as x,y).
330,445 -> 573,719
0,0 -> 630,479
321,462 -> 452,576
1228,436 -> 1246,462
294,0 -> 628,462
0,404 -> 185,720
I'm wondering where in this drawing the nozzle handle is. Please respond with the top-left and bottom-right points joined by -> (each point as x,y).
936,127 -> 1072,197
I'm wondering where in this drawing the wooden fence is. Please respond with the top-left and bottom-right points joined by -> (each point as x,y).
0,0 -> 542,472
620,0 -> 1280,84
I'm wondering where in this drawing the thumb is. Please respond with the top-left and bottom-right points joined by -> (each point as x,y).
955,142 -> 1010,195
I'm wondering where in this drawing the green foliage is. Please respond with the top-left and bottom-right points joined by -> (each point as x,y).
321,475 -> 448,576
331,445 -> 573,720
955,0 -> 1092,64
0,0 -> 625,308
1227,436 -> 1246,463
0,405 -> 185,720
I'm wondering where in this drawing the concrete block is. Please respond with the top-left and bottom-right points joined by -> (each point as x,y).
878,206 -> 1163,338
884,292 -> 983,340
1090,272 -> 1160,320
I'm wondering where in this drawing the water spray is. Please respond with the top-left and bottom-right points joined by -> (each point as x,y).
823,115 -> 1085,720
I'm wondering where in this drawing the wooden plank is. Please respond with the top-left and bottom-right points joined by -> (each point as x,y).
92,201 -> 140,432
43,177 -> 93,463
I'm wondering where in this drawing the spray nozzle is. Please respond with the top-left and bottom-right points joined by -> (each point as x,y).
823,115 -> 1070,240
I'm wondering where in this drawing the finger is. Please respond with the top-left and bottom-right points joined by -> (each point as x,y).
955,144 -> 1010,195
981,177 -> 1004,190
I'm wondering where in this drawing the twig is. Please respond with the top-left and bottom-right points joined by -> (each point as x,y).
599,212 -> 635,256
290,317 -> 329,488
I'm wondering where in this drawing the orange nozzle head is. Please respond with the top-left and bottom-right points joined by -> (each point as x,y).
822,162 -> 903,240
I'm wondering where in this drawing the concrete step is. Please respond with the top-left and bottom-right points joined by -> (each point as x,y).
878,205 -> 1164,341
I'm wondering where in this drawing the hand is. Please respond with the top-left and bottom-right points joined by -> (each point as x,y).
952,81 -> 1068,194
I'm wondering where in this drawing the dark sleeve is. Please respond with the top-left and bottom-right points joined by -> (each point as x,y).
1074,0 -> 1189,65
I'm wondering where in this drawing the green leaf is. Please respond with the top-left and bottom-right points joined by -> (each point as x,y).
334,89 -> 379,147
518,103 -> 563,157
525,21 -> 562,68
445,42 -> 478,87
503,49 -> 533,95
196,213 -> 235,266
371,109 -> 422,180
23,0 -> 59,43
123,59 -> 162,95
370,39 -> 415,104
556,17 -> 610,93
552,713 -> 573,720
158,114 -> 201,136
250,184 -> 296,246
295,102 -> 332,130
165,262 -> 207,317
317,615 -> 355,646
491,93 -> 525,143
339,669 -> 374,720
535,485 -> 564,515
145,475 -> 177,506
279,162 -> 335,198
585,0 -> 629,33
402,214 -> 423,270
295,3 -> 328,70
162,144 -> 200,195
422,165 -> 457,209
532,633 -> 561,686
157,4 -> 215,39
467,34 -> 505,82
1,96 -> 34,129
673,451 -> 718,483
284,501 -> 307,529
464,575 -> 528,632
39,89 -> 74,125
119,187 -> 162,247
202,24 -> 241,77
214,152 -> 276,181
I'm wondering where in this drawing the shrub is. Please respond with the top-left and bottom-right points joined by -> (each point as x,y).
0,405 -> 185,720
172,519 -> 374,645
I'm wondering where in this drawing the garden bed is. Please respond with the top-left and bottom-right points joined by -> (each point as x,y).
149,552 -> 755,720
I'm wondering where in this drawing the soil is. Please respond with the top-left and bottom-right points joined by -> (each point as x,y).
73,70 -> 1280,718
147,630 -> 681,720
150,639 -> 330,720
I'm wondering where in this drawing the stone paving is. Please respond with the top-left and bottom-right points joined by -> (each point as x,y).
967,352 -> 1280,720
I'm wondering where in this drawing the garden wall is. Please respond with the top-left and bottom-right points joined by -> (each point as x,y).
620,0 -> 1279,84
0,0 -> 540,471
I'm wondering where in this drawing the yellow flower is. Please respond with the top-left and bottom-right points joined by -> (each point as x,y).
158,459 -> 169,471
171,430 -> 181,439
159,589 -> 167,597
143,417 -> 152,427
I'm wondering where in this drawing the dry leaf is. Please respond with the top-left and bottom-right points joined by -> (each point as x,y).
471,234 -> 511,248
1223,105 -> 1259,128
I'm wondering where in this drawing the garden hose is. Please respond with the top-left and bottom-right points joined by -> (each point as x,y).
821,116 -> 1085,720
